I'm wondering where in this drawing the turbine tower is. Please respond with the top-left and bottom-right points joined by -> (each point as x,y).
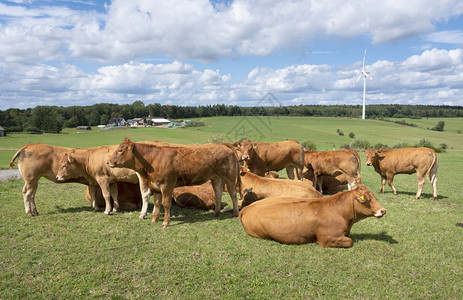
355,48 -> 373,120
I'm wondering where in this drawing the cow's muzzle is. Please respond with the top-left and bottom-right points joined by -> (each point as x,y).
374,208 -> 386,218
366,162 -> 372,166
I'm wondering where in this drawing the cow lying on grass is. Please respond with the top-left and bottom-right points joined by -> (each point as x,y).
238,167 -> 322,207
239,184 -> 386,248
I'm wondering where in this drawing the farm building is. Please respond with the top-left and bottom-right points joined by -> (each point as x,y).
151,117 -> 171,126
76,126 -> 91,130
0,125 -> 5,136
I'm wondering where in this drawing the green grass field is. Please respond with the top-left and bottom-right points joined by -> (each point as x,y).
1,116 -> 462,299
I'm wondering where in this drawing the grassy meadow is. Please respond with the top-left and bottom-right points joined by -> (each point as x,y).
1,116 -> 463,299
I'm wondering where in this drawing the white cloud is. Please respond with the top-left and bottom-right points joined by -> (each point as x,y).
3,0 -> 463,64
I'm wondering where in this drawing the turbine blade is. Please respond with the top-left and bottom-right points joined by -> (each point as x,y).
362,48 -> 367,69
354,74 -> 362,86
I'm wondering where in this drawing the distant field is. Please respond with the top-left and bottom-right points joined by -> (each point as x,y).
1,116 -> 462,298
2,116 -> 462,168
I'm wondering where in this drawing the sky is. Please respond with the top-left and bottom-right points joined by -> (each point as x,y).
1,0 -> 463,110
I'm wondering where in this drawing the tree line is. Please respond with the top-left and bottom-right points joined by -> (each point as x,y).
0,100 -> 462,133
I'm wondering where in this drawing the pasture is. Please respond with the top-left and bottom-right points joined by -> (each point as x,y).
1,116 -> 462,299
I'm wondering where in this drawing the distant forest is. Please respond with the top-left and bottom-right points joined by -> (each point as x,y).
1,100 -> 462,133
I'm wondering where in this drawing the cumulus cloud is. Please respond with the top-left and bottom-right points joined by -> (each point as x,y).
1,1 -> 463,108
2,0 -> 463,64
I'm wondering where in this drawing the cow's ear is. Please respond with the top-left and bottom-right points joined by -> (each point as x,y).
357,194 -> 366,203
67,153 -> 75,163
377,149 -> 383,153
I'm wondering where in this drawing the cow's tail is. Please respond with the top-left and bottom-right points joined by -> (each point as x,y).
9,144 -> 29,168
426,151 -> 439,182
354,150 -> 362,184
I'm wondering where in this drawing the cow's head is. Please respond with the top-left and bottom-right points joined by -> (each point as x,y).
108,138 -> 135,168
362,148 -> 383,166
353,184 -> 386,219
239,165 -> 251,176
56,150 -> 77,181
238,138 -> 258,164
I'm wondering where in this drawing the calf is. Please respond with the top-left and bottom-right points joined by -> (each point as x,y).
108,138 -> 240,227
239,184 -> 386,248
363,147 -> 438,200
9,143 -> 89,216
55,145 -> 142,214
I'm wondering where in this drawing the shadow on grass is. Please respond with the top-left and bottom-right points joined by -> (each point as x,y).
351,231 -> 398,244
377,191 -> 447,200
51,202 -> 236,225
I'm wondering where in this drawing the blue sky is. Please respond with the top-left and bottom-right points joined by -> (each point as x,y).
1,0 -> 463,109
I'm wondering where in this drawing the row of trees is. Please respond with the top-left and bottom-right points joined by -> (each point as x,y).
1,101 -> 462,133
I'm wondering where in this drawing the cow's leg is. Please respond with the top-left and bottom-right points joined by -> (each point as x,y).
211,177 -> 224,217
430,173 -> 438,200
109,183 -> 119,212
286,166 -> 295,180
159,186 -> 174,228
151,192 -> 162,222
138,179 -> 152,219
22,180 -> 39,216
347,176 -> 357,190
97,183 -> 113,215
88,185 -> 100,211
415,173 -> 425,200
380,176 -> 386,193
316,174 -> 324,194
319,235 -> 354,248
386,173 -> 397,195
223,178 -> 239,217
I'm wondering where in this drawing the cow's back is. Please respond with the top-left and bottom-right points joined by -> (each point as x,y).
377,147 -> 436,174
12,143 -> 76,182
239,198 -> 320,244
254,140 -> 303,171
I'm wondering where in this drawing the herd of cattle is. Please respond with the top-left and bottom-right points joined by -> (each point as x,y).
9,138 -> 439,248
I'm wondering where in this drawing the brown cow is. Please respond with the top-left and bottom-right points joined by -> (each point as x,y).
304,149 -> 361,194
238,167 -> 322,207
9,143 -> 89,216
55,145 -> 143,215
363,147 -> 438,200
107,138 -> 240,227
85,182 -> 142,211
302,171 -> 348,195
239,184 -> 386,248
235,139 -> 304,180
173,182 -> 227,211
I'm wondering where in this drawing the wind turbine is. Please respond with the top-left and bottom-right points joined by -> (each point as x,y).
354,48 -> 374,120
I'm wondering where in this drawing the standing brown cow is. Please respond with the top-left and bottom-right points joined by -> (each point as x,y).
9,143 -> 89,216
235,139 -> 304,180
55,145 -> 142,215
239,184 -> 386,248
363,147 -> 438,200
304,149 -> 361,194
108,138 -> 240,227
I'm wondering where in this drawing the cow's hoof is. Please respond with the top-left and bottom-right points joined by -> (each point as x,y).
138,215 -> 146,220
162,224 -> 169,228
104,211 -> 111,215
